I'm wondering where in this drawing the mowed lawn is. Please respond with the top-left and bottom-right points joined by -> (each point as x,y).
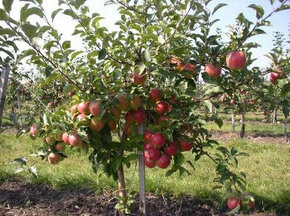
0,129 -> 289,214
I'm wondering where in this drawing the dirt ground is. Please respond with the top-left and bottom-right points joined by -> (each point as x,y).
0,179 -> 281,216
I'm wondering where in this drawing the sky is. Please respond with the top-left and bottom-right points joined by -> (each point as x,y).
4,0 -> 290,68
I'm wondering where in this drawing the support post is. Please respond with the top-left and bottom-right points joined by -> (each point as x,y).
138,123 -> 146,216
0,65 -> 10,128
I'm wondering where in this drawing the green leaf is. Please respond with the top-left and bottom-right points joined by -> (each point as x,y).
0,28 -> 16,36
276,4 -> 290,12
51,8 -> 62,21
270,0 -> 275,5
143,47 -> 151,62
73,0 -> 87,10
70,50 -> 83,60
203,100 -> 212,113
248,4 -> 264,19
281,82 -> 290,96
35,0 -> 43,4
212,3 -> 227,15
214,118 -> 223,128
175,153 -> 185,166
63,9 -> 76,18
21,7 -> 44,22
251,28 -> 266,36
62,40 -> 71,49
0,8 -> 8,20
22,23 -> 37,39
98,48 -> 107,60
3,0 -> 14,13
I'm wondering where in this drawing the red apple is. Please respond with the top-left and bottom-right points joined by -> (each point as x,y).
77,101 -> 89,114
149,89 -> 162,102
226,51 -> 246,70
118,94 -> 130,111
144,142 -> 153,150
145,147 -> 161,161
29,123 -> 38,136
184,63 -> 196,71
169,56 -> 182,65
108,120 -> 117,130
227,197 -> 240,210
89,101 -> 101,116
156,155 -> 171,169
111,107 -> 121,118
62,133 -> 70,144
45,136 -> 55,145
155,101 -> 168,115
180,140 -> 193,151
125,111 -> 135,123
144,131 -> 153,142
151,133 -> 166,149
205,63 -> 221,79
55,143 -> 66,151
70,104 -> 78,113
133,109 -> 146,123
270,72 -> 280,84
164,142 -> 178,156
230,99 -> 235,105
48,153 -> 61,165
144,157 -> 156,168
69,133 -> 83,147
220,94 -> 227,102
132,72 -> 147,85
158,116 -> 170,124
90,117 -> 105,132
48,101 -> 56,107
131,95 -> 141,109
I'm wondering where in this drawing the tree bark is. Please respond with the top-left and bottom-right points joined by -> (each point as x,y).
272,107 -> 278,124
284,115 -> 288,142
17,88 -> 23,127
240,112 -> 245,138
231,109 -> 235,132
0,65 -> 10,128
117,162 -> 127,216
138,123 -> 146,216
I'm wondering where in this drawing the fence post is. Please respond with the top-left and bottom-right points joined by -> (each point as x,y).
0,65 -> 10,128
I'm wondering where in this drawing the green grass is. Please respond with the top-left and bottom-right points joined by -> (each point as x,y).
0,132 -> 289,214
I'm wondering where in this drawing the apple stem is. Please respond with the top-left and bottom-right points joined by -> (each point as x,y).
138,123 -> 146,216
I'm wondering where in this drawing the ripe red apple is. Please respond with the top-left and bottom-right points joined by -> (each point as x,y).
90,117 -> 105,132
55,143 -> 66,151
118,94 -> 130,111
77,101 -> 89,114
151,133 -> 166,149
48,153 -> 61,165
29,123 -> 38,136
149,89 -> 162,102
144,131 -> 153,142
133,110 -> 146,123
155,101 -> 168,115
184,63 -> 196,71
125,111 -> 135,123
226,51 -> 246,70
144,142 -> 153,150
131,95 -> 141,109
205,63 -> 221,79
227,197 -> 240,210
124,124 -> 133,136
158,116 -> 170,124
108,120 -> 117,130
220,94 -> 227,102
144,157 -> 156,168
230,99 -> 235,105
145,147 -> 161,161
70,104 -> 78,113
132,72 -> 147,85
270,72 -> 280,84
156,155 -> 171,169
180,140 -> 193,151
89,101 -> 101,116
164,142 -> 178,156
169,56 -> 182,65
45,136 -> 55,145
62,133 -> 70,144
69,133 -> 83,147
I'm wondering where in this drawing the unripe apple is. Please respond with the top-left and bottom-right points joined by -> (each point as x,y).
144,157 -> 156,168
145,147 -> 161,161
205,63 -> 221,79
48,153 -> 61,165
118,94 -> 130,111
151,133 -> 166,149
131,95 -> 141,110
156,155 -> 171,169
29,123 -> 38,136
133,109 -> 146,123
89,101 -> 101,116
227,197 -> 240,210
55,143 -> 66,151
77,101 -> 89,114
149,89 -> 162,102
164,142 -> 178,156
132,72 -> 147,85
226,51 -> 246,70
62,133 -> 70,144
155,101 -> 168,115
270,72 -> 280,84
90,117 -> 105,132
180,140 -> 193,151
69,133 -> 83,147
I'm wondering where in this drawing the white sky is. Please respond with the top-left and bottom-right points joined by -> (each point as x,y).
4,0 -> 290,69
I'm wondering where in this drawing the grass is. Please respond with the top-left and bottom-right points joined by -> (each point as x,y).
0,131 -> 290,214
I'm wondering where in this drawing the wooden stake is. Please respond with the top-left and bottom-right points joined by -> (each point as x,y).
0,65 -> 10,128
138,123 -> 146,216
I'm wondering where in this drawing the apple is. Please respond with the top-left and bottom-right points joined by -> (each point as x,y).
184,63 -> 196,71
205,63 -> 221,79
76,113 -> 90,125
155,101 -> 168,115
45,136 -> 55,145
226,51 -> 246,70
62,133 -> 70,144
175,63 -> 185,72
156,155 -> 171,169
132,72 -> 147,85
230,99 -> 235,105
108,120 -> 117,130
227,197 -> 240,210
144,131 -> 153,142
131,95 -> 141,109
89,101 -> 101,116
55,143 -> 66,151
118,94 -> 130,111
125,111 -> 135,123
180,140 -> 193,151
48,153 -> 61,165
220,94 -> 227,102
144,142 -> 153,150
124,124 -> 131,136
111,107 -> 121,118
145,157 -> 156,168
48,101 -> 56,107
164,142 -> 178,156
29,123 -> 38,136
69,133 -> 83,147
77,101 -> 89,114
145,147 -> 161,161
90,117 -> 105,132
158,116 -> 170,124
151,133 -> 166,149
133,109 -> 146,123
70,104 -> 78,113
149,89 -> 162,102
270,72 -> 279,84
169,56 -> 182,65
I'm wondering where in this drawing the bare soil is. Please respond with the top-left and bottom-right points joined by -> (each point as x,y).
0,179 -> 281,216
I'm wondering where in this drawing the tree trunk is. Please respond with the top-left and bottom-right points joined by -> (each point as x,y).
231,109 -> 235,132
117,162 -> 127,216
138,123 -> 146,216
17,88 -> 23,127
0,65 -> 10,128
240,112 -> 245,138
284,115 -> 288,142
272,107 -> 278,124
